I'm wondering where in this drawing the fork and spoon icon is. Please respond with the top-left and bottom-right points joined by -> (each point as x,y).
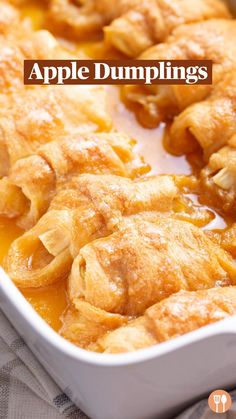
213,394 -> 228,413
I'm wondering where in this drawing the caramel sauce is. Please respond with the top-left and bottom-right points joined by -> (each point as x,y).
0,2 -> 231,331
0,216 -> 68,330
0,217 -> 22,264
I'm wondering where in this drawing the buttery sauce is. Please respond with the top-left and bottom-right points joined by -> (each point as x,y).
0,2 -> 230,331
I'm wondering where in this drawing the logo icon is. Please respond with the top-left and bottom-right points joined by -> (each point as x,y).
208,390 -> 232,413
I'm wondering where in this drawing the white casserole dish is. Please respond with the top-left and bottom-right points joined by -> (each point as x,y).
0,266 -> 236,419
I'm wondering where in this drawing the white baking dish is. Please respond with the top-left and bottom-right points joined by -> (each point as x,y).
0,266 -> 236,419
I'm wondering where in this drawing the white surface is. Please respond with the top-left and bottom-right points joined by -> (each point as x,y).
0,267 -> 236,419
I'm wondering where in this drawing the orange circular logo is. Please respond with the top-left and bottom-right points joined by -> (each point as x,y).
208,390 -> 232,414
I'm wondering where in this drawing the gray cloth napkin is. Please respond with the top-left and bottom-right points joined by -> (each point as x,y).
0,310 -> 85,419
176,392 -> 236,419
0,308 -> 236,419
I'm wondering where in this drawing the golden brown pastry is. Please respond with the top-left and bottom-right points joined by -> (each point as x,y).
217,224 -> 236,258
69,219 -> 236,316
60,301 -> 128,348
168,71 -> 236,159
0,84 -> 111,177
205,226 -> 236,260
200,135 -> 236,214
0,177 -> 29,221
0,1 -> 31,38
92,286 -> 236,353
4,174 -> 180,288
0,133 -> 148,229
0,29 -> 75,93
47,0 -> 104,38
93,316 -> 156,353
3,0 -> 236,359
47,0 -> 230,56
123,20 -> 236,127
104,0 -> 231,56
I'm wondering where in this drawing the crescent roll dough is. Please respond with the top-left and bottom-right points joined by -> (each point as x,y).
0,133 -> 148,229
0,30 -> 75,93
205,226 -> 236,260
91,287 -> 236,353
60,301 -> 128,348
0,2 -> 31,38
69,219 -> 236,316
0,84 -> 111,177
168,71 -> 236,159
215,224 -> 236,258
123,20 -> 236,127
4,174 -> 180,288
104,0 -> 231,57
47,0 -> 230,56
200,135 -> 236,214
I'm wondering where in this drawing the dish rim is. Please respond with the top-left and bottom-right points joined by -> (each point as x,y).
1,266 -> 236,367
